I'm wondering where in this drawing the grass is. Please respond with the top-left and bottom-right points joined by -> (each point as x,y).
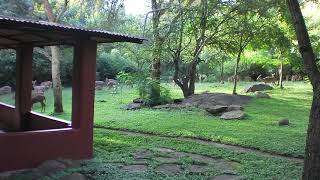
0,81 -> 311,179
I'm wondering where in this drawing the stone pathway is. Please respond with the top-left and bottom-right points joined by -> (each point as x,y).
96,127 -> 303,163
120,147 -> 241,179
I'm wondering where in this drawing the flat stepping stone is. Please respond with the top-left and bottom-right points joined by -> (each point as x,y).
154,157 -> 178,163
220,110 -> 245,120
214,160 -> 238,174
188,164 -> 209,173
188,154 -> 218,164
155,164 -> 183,176
155,148 -> 176,153
132,150 -> 153,159
210,174 -> 241,180
62,173 -> 87,180
122,164 -> 148,172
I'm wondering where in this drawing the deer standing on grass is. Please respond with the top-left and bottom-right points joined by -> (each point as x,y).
257,74 -> 277,86
32,93 -> 46,112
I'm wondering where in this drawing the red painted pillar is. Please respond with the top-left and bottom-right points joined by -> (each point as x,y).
71,39 -> 97,157
14,45 -> 33,131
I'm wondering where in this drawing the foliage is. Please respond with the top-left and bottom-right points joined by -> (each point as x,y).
132,72 -> 172,106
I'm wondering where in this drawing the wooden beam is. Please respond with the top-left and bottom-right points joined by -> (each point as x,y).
14,45 -> 33,131
71,39 -> 97,157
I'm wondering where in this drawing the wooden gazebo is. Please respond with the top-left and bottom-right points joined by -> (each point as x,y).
0,16 -> 144,171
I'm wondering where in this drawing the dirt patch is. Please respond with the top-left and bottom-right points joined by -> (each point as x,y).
155,163 -> 183,176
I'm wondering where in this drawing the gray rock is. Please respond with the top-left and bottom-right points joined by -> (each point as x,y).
227,105 -> 242,111
220,110 -> 245,120
133,98 -> 144,103
244,84 -> 273,93
0,86 -> 11,95
204,105 -> 228,115
279,118 -> 289,126
36,160 -> 67,176
256,91 -> 271,98
210,174 -> 241,180
123,103 -> 143,110
155,164 -> 183,176
62,173 -> 87,180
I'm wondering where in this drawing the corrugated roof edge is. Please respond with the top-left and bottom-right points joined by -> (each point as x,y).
0,16 -> 146,44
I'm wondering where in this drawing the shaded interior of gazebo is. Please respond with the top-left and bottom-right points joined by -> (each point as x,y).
0,16 -> 143,172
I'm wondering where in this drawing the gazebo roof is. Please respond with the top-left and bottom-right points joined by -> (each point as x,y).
0,16 -> 145,49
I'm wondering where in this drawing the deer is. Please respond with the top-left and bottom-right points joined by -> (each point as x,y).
227,75 -> 240,82
32,93 -> 46,112
32,80 -> 47,94
40,81 -> 52,89
257,74 -> 277,85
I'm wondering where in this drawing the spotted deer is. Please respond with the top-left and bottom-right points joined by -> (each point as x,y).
257,74 -> 277,85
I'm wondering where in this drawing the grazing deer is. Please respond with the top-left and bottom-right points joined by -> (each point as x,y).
227,75 -> 240,82
105,78 -> 118,89
32,80 -> 47,94
32,93 -> 46,112
257,74 -> 277,85
40,81 -> 52,89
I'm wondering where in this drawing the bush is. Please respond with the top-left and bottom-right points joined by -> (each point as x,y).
133,72 -> 172,106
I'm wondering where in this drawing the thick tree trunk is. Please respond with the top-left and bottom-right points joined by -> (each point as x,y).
232,51 -> 241,95
43,0 -> 66,113
50,46 -> 63,113
287,0 -> 320,179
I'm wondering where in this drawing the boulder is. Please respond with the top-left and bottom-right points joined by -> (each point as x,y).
244,84 -> 273,93
123,103 -> 143,110
220,110 -> 245,120
256,91 -> 271,98
204,105 -> 228,115
279,118 -> 289,126
0,86 -> 11,95
62,173 -> 87,180
133,98 -> 144,104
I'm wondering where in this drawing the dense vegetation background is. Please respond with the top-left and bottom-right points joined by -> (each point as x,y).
0,0 -> 318,90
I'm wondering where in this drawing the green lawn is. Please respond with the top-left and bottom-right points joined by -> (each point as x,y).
93,82 -> 310,158
0,82 -> 311,157
1,82 -> 310,179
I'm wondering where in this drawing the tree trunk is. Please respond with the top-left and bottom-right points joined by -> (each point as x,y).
151,0 -> 162,100
279,59 -> 284,89
43,0 -> 65,113
232,51 -> 241,95
220,60 -> 224,84
287,0 -> 320,179
51,46 -> 63,113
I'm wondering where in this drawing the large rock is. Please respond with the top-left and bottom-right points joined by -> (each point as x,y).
123,103 -> 143,110
0,86 -> 11,95
256,91 -> 271,98
244,84 -> 273,93
220,110 -> 245,120
204,105 -> 228,115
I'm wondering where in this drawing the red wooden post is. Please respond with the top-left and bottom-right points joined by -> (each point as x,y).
14,45 -> 33,131
71,39 -> 97,156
